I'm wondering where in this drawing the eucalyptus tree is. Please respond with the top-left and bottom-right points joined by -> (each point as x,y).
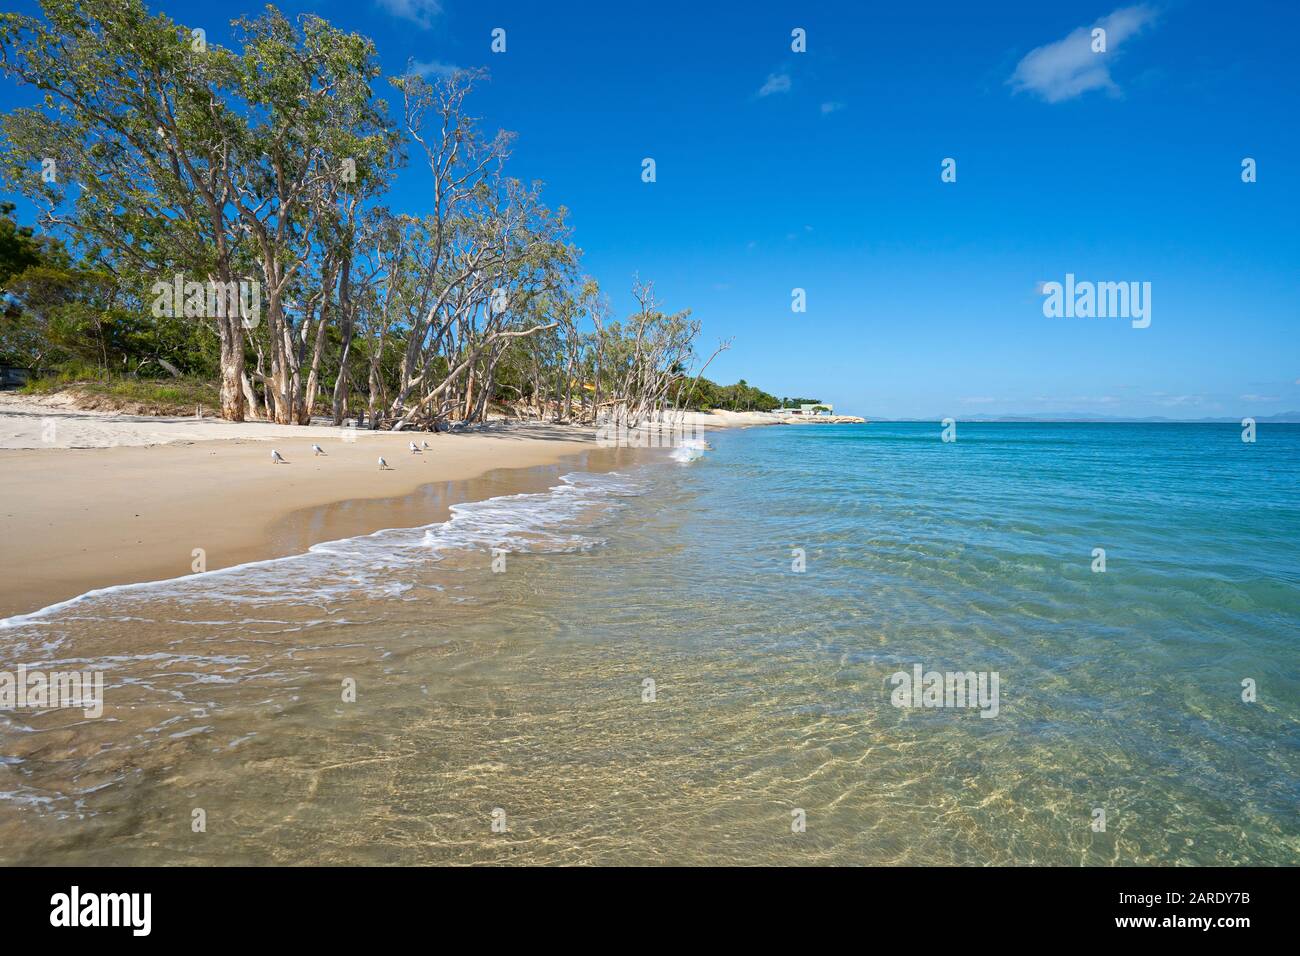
0,0 -> 253,418
599,279 -> 702,428
220,8 -> 396,424
383,68 -> 503,423
340,208 -> 447,428
0,0 -> 397,423
384,69 -> 573,430
584,279 -> 611,423
0,2 -> 722,431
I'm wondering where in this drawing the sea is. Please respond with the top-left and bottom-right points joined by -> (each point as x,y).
1,422 -> 1296,865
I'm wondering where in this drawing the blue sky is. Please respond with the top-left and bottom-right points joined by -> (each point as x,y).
3,0 -> 1297,418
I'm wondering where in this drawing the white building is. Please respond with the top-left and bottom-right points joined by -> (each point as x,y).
791,403 -> 833,416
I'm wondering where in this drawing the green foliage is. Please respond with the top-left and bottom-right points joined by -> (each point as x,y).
0,2 -> 791,423
22,371 -> 218,410
0,201 -> 48,286
18,358 -> 102,387
674,377 -> 781,412
0,208 -> 218,375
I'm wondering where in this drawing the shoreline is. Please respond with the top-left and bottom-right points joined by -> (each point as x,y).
0,411 -> 648,620
0,395 -> 866,621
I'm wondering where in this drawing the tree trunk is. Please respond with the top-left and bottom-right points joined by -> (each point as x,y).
301,283 -> 334,425
218,317 -> 246,422
331,248 -> 355,425
241,369 -> 262,420
367,335 -> 384,429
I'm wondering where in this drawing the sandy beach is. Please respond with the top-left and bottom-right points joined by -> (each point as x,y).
0,393 -> 609,619
0,394 -> 852,619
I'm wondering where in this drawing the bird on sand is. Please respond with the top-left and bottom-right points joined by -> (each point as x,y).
271,449 -> 287,464
312,444 -> 326,456
409,441 -> 421,454
378,457 -> 391,470
422,440 -> 431,450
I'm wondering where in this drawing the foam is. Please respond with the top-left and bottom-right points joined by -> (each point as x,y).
1,471 -> 645,631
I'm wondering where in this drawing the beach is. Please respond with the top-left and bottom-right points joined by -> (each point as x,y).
0,394 -> 615,620
0,395 -> 841,619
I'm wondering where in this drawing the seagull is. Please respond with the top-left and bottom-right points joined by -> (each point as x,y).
409,441 -> 422,454
378,457 -> 391,471
422,440 -> 431,450
312,444 -> 326,456
271,449 -> 287,464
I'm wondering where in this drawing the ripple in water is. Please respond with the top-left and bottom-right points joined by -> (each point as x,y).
2,425 -> 1297,865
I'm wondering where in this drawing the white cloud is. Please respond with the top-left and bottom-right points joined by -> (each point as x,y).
1009,5 -> 1157,103
1241,394 -> 1279,402
376,0 -> 443,29
758,72 -> 792,97
820,101 -> 845,114
408,59 -> 460,78
960,397 -> 998,405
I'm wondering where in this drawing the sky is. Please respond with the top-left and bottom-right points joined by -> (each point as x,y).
3,0 -> 1297,419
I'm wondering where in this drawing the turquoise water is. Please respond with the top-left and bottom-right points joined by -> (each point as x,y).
596,421 -> 1299,864
2,422 -> 1297,864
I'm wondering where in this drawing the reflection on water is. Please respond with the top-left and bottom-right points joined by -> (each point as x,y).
2,424 -> 1298,865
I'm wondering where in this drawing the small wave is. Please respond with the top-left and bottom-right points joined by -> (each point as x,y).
670,438 -> 712,464
0,470 -> 645,630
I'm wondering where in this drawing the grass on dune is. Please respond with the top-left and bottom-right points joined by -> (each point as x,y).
22,370 -> 220,413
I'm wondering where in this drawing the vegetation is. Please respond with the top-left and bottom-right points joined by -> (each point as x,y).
22,370 -> 219,411
674,378 -> 781,412
0,0 -> 781,429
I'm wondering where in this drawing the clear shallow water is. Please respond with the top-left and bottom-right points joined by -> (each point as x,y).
1,423 -> 1297,865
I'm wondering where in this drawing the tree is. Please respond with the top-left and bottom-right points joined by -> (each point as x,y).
1,0 -> 253,417
378,69 -> 573,431
0,2 -> 751,429
221,7 -> 396,423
